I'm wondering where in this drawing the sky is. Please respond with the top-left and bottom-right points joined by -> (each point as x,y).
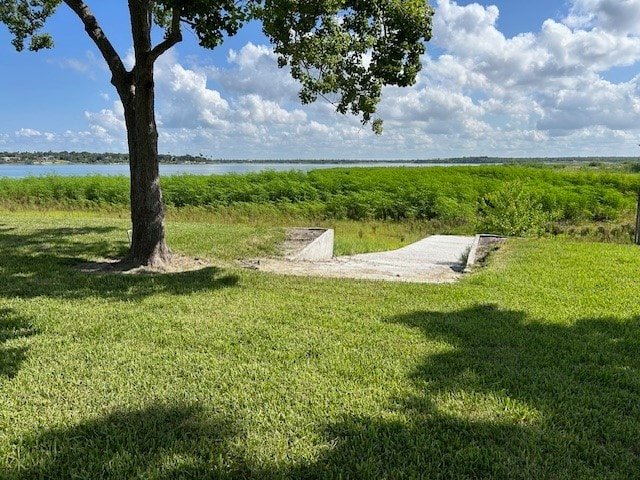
2,0 -> 640,159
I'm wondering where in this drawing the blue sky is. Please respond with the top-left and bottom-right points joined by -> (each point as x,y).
2,0 -> 640,159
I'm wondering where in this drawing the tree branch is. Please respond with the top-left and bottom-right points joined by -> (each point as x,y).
149,7 -> 182,63
62,0 -> 129,85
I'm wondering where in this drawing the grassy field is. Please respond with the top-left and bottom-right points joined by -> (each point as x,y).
1,209 -> 639,478
2,165 -> 639,242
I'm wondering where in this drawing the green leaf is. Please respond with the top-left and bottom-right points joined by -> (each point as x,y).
258,0 -> 434,132
0,0 -> 61,51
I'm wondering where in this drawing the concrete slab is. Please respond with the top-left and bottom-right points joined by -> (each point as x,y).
286,228 -> 334,261
257,234 -> 475,283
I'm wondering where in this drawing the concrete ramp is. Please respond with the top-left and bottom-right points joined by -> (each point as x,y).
256,234 -> 475,283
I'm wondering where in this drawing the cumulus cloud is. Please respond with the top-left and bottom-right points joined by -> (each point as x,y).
15,128 -> 43,138
211,42 -> 301,102
84,101 -> 126,133
156,58 -> 230,129
566,0 -> 640,34
6,0 -> 640,158
537,75 -> 640,134
13,129 -> 54,142
236,94 -> 307,124
369,0 -> 640,155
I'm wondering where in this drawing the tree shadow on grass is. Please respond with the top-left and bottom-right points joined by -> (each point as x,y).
281,305 -> 640,479
4,306 -> 639,478
0,307 -> 37,379
0,226 -> 126,258
6,403 -> 247,480
0,226 -> 239,300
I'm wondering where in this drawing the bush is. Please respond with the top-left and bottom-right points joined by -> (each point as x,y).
477,182 -> 556,236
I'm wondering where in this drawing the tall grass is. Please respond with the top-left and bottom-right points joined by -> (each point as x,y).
1,165 -> 639,240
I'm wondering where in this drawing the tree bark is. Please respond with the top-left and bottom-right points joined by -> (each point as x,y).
121,87 -> 171,267
123,0 -> 171,266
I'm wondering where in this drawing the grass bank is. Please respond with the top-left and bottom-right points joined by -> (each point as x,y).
2,164 -> 639,241
1,210 -> 639,478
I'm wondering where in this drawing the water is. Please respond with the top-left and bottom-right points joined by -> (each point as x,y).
0,162 -> 472,179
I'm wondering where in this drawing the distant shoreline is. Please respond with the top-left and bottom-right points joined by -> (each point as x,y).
1,152 -> 638,166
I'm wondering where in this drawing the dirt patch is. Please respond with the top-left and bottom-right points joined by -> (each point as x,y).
474,235 -> 506,266
254,257 -> 465,283
279,228 -> 326,257
77,254 -> 210,275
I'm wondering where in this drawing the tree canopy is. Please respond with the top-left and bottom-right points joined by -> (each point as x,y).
1,0 -> 433,133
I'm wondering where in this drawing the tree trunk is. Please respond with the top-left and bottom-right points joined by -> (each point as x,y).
121,93 -> 171,267
62,0 -> 178,267
121,0 -> 171,267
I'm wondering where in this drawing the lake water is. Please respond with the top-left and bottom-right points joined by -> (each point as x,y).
0,162 -> 472,179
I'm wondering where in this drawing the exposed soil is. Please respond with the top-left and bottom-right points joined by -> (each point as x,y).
279,228 -> 326,257
474,235 -> 506,266
77,254 -> 210,275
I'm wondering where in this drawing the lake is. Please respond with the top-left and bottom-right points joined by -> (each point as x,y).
0,162 -> 475,178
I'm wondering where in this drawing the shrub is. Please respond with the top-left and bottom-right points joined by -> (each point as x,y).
477,182 -> 556,236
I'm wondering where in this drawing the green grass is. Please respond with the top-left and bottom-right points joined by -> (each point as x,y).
1,210 -> 639,478
2,165 -> 639,242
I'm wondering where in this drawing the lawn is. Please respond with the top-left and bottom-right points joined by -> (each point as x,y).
1,210 -> 639,479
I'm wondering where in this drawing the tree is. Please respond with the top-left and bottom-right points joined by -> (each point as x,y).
1,0 -> 434,266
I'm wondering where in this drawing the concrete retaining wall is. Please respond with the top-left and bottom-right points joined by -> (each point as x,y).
287,228 -> 334,261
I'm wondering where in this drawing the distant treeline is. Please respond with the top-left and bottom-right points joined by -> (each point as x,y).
1,151 -> 639,165
0,151 -> 210,164
1,165 -> 639,240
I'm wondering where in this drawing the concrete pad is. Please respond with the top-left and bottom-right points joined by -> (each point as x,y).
287,228 -> 334,261
257,234 -> 475,283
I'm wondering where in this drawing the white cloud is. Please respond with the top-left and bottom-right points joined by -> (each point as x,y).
15,128 -> 43,138
566,0 -> 640,34
236,94 -> 307,124
536,75 -> 640,133
13,128 -> 56,143
6,0 -> 640,158
84,101 -> 126,133
156,58 -> 230,129
373,0 -> 640,156
211,42 -> 300,102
